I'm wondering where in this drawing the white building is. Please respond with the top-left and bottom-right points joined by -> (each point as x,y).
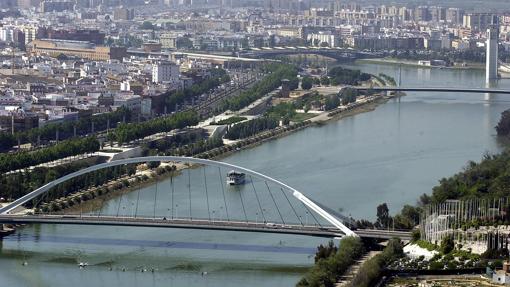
152,61 -> 180,84
114,94 -> 142,112
307,31 -> 340,47
0,26 -> 14,42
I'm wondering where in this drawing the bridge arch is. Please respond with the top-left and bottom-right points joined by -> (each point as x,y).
0,156 -> 356,237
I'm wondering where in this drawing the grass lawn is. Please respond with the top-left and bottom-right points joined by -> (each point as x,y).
290,113 -> 316,122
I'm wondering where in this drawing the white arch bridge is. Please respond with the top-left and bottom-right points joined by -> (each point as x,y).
0,156 -> 411,240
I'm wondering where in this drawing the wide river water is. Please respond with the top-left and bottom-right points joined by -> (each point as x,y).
2,62 -> 510,287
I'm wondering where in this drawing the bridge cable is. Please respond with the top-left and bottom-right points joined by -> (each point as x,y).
170,175 -> 175,220
134,186 -> 141,218
249,175 -> 266,223
265,181 -> 285,225
238,183 -> 249,223
153,180 -> 159,219
187,169 -> 192,220
116,184 -> 124,218
203,168 -> 211,221
217,167 -> 230,221
280,188 -> 303,226
98,191 -> 106,217
301,202 -> 322,227
115,164 -> 127,217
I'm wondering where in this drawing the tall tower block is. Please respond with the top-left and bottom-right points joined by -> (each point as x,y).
486,15 -> 499,82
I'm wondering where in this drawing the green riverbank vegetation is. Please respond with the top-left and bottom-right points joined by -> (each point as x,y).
296,237 -> 364,287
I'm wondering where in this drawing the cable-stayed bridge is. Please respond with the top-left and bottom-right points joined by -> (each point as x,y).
0,156 -> 411,241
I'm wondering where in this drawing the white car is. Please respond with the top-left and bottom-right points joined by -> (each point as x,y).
265,222 -> 277,228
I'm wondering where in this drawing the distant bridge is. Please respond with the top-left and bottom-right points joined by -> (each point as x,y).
240,47 -> 374,61
355,86 -> 510,94
0,156 -> 411,241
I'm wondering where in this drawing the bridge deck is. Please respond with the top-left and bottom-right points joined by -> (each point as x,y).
0,215 -> 411,240
356,86 -> 510,94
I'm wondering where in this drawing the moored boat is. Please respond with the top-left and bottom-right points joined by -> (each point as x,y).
226,170 -> 246,185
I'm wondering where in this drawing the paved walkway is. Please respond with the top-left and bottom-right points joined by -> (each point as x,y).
336,250 -> 381,287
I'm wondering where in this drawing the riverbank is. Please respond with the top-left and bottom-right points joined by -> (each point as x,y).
358,58 -> 485,71
12,93 -> 391,223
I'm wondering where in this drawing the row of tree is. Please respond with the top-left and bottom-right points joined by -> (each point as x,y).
224,117 -> 279,140
0,133 -> 15,152
0,107 -> 132,151
296,237 -> 364,287
108,111 -> 199,145
165,68 -> 230,112
0,156 -> 137,204
340,88 -> 359,106
266,103 -> 297,122
349,239 -> 404,287
145,132 -> 224,158
219,64 -> 298,111
328,66 -> 372,86
0,136 -> 100,174
0,68 -> 228,152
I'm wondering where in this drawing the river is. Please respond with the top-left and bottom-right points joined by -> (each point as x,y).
1,62 -> 510,287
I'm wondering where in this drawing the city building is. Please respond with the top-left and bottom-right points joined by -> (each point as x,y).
114,7 -> 135,21
463,13 -> 494,31
28,39 -> 127,61
42,29 -> 106,45
307,31 -> 340,47
0,110 -> 39,133
152,61 -> 180,84
40,0 -> 74,12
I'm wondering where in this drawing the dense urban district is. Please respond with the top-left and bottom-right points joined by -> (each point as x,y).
2,0 -> 510,287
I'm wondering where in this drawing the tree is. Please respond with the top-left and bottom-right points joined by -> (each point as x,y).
411,229 -> 421,242
147,161 -> 160,169
314,241 -> 338,263
400,205 -> 421,226
320,76 -> 330,86
320,41 -> 330,47
440,235 -> 455,254
341,88 -> 358,105
0,133 -> 15,151
496,109 -> 510,137
269,35 -> 276,48
176,37 -> 193,50
324,95 -> 340,111
140,21 -> 154,30
376,203 -> 390,228
301,76 -> 313,90
418,193 -> 431,206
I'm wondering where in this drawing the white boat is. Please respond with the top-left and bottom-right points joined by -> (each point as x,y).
226,170 -> 246,185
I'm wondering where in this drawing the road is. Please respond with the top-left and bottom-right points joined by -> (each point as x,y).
0,215 -> 412,240
356,86 -> 510,94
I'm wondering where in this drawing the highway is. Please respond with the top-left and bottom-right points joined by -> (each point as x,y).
0,215 -> 412,240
